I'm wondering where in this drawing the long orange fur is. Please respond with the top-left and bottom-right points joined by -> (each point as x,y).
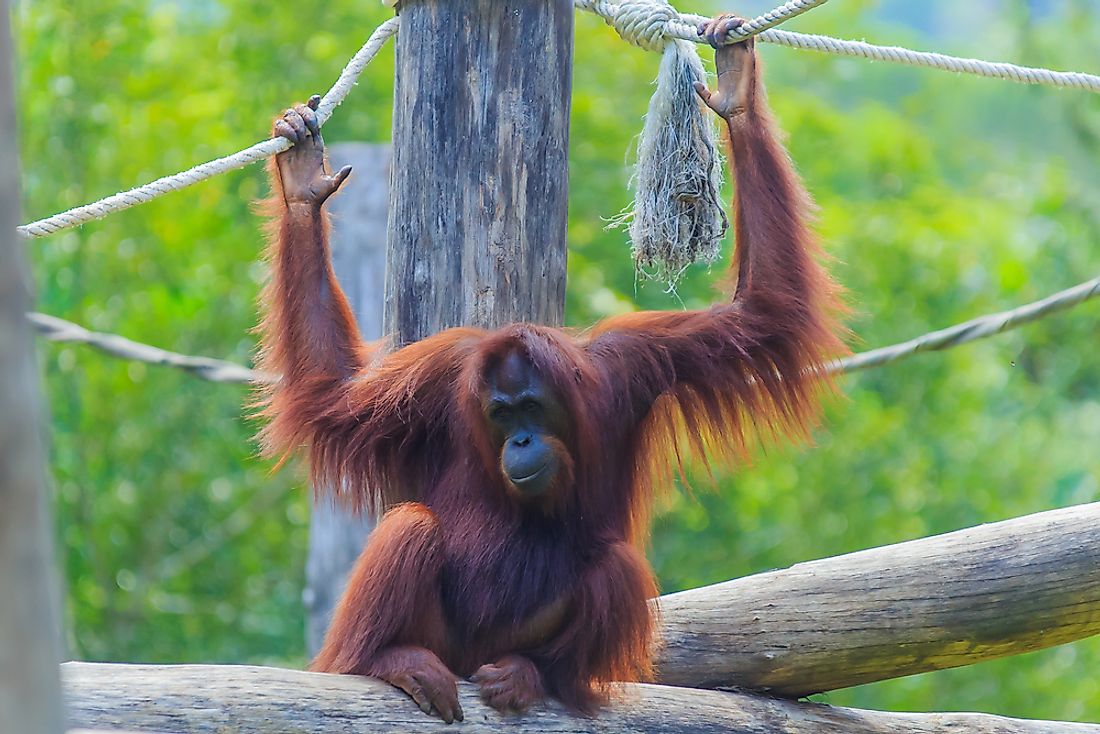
255,42 -> 846,716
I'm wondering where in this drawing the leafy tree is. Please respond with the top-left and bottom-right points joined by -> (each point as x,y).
15,0 -> 1100,720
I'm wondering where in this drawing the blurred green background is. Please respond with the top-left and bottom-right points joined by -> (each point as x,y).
15,0 -> 1100,722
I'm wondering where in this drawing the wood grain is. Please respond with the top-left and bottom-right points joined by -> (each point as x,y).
657,501 -> 1100,694
384,0 -> 573,344
63,662 -> 1100,734
0,2 -> 65,731
62,505 -> 1100,731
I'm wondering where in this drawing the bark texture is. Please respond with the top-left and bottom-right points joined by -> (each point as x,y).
385,0 -> 573,344
0,3 -> 64,731
657,501 -> 1100,694
63,662 -> 1100,734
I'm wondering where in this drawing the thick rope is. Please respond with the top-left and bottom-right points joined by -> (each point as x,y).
759,28 -> 1100,92
17,18 -> 399,239
30,273 -> 1100,385
575,0 -> 831,50
20,4 -> 1100,238
576,0 -> 1100,92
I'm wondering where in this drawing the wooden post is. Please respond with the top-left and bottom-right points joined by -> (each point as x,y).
0,1 -> 65,731
385,0 -> 573,342
304,143 -> 390,657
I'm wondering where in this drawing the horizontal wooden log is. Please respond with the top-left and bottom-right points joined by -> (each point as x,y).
63,662 -> 1099,734
656,501 -> 1100,695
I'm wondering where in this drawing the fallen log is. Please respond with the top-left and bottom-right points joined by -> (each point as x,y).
656,501 -> 1100,694
63,662 -> 1100,734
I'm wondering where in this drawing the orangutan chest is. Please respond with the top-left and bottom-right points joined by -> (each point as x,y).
439,528 -> 578,645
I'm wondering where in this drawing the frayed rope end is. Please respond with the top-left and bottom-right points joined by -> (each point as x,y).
612,39 -> 728,289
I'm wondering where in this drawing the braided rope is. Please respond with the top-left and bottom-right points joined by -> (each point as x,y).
30,273 -> 1100,385
20,3 -> 1100,238
575,0 -> 830,49
17,17 -> 399,239
832,275 -> 1100,374
575,0 -> 1100,92
759,28 -> 1100,92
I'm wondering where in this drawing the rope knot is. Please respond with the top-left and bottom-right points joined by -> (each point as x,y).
608,0 -> 677,52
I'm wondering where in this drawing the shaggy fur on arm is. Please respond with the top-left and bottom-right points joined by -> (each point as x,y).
584,51 -> 847,494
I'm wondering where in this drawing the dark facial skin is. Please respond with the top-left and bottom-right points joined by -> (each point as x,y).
484,352 -> 567,502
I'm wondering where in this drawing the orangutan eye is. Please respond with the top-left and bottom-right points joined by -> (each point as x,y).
521,400 -> 540,414
489,406 -> 512,423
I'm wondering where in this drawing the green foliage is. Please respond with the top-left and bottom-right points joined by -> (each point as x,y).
16,0 -> 1100,721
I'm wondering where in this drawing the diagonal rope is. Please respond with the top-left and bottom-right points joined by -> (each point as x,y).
17,17 -> 399,239
830,274 -> 1100,374
712,0 -> 830,39
27,312 -> 271,384
574,0 -> 831,50
19,2 -> 1100,239
16,1 -> 1100,385
28,273 -> 1100,385
19,0 -> 819,240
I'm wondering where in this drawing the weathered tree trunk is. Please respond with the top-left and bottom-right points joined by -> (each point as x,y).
62,662 -> 1100,734
61,505 -> 1100,731
304,143 -> 390,657
656,501 -> 1100,694
0,3 -> 64,731
385,0 -> 573,344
